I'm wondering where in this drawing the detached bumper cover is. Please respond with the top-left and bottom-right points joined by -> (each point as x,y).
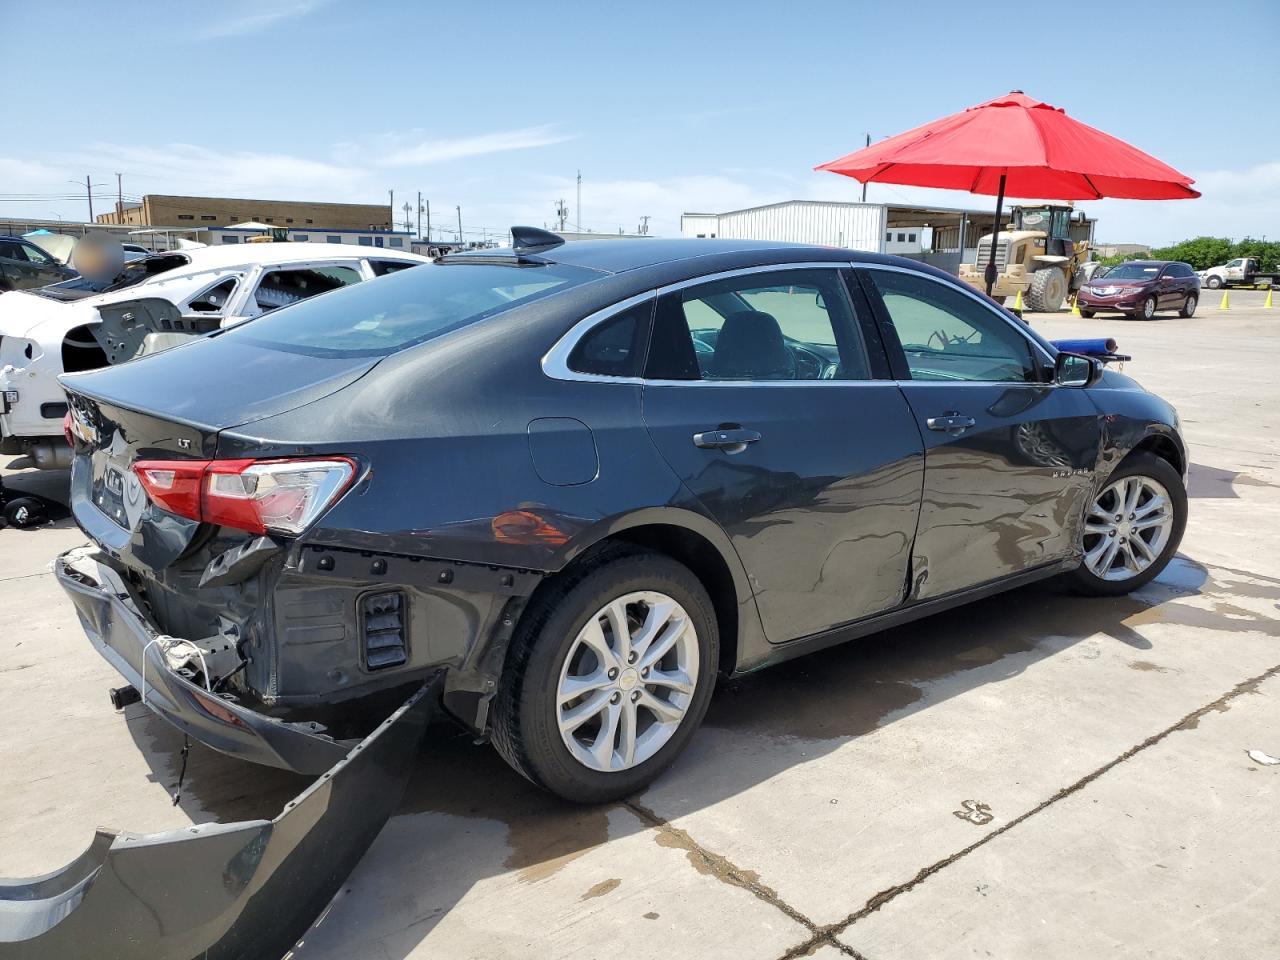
0,674 -> 439,960
55,547 -> 350,775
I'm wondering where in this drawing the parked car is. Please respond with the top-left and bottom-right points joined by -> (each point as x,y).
0,236 -> 77,291
1075,260 -> 1200,319
54,231 -> 1188,804
0,243 -> 428,468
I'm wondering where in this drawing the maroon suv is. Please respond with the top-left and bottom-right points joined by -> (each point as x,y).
1076,260 -> 1200,320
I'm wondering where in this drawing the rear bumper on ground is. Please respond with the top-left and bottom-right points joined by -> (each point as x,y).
55,547 -> 355,775
0,674 -> 441,960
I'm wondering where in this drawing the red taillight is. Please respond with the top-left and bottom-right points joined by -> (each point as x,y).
132,457 -> 356,535
134,460 -> 207,520
62,412 -> 74,448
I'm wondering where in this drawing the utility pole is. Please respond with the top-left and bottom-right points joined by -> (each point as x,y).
861,133 -> 870,202
575,170 -> 582,232
555,199 -> 568,231
388,189 -> 394,230
86,174 -> 95,221
416,191 -> 422,239
456,205 -> 462,245
425,199 -> 431,242
115,172 -> 123,224
402,202 -> 412,233
639,215 -> 650,236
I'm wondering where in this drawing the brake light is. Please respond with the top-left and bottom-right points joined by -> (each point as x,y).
62,412 -> 74,448
132,457 -> 356,535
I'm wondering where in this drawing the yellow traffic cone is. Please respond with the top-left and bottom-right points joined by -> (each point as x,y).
1219,290 -> 1230,310
1265,288 -> 1274,309
1070,295 -> 1081,317
1012,289 -> 1024,313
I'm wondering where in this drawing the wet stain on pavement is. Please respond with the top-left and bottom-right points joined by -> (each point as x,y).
706,558 -> 1277,743
398,728 -> 613,884
580,878 -> 621,900
1129,660 -> 1170,673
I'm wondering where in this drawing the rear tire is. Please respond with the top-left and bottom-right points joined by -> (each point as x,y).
1068,452 -> 1186,597
1027,268 -> 1067,312
1180,294 -> 1198,318
491,550 -> 719,803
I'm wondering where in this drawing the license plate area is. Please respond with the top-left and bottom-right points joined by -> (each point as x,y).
90,455 -> 144,530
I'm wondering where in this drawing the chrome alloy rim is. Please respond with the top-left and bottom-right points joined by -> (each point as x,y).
1083,475 -> 1174,581
556,591 -> 698,773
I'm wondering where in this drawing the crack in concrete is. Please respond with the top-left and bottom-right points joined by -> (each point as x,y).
826,662 -> 1280,943
623,798 -> 867,959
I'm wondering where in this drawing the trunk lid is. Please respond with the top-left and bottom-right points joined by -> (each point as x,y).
63,334 -> 379,571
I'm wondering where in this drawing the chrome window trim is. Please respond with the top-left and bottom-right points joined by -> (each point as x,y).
542,261 -> 865,386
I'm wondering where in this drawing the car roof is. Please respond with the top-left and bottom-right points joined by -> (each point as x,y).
451,238 -> 856,275
160,242 -> 426,270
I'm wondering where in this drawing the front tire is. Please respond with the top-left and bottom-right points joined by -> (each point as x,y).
1138,295 -> 1157,320
1027,268 -> 1066,312
491,550 -> 718,803
1080,308 -> 1096,318
1068,452 -> 1186,597
1206,276 -> 1222,289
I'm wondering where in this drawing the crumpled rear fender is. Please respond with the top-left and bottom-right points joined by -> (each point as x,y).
0,675 -> 439,960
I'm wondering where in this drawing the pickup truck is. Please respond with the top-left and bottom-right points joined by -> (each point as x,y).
1198,256 -> 1280,289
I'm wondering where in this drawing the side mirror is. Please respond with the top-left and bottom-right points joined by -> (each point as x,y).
1054,352 -> 1100,388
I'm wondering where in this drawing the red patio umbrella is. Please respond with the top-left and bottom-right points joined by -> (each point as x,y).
816,91 -> 1199,294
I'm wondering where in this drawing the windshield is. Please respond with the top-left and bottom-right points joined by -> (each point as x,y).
1102,263 -> 1160,281
225,261 -> 600,357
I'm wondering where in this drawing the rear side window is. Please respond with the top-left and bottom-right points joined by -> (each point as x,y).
226,261 -> 598,358
646,268 -> 868,381
568,301 -> 651,377
253,265 -> 362,314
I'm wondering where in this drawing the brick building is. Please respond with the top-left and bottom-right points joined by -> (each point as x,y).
97,195 -> 392,231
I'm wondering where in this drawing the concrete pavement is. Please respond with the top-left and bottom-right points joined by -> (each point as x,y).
0,290 -> 1276,959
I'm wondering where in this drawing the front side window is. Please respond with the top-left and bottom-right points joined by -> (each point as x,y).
20,243 -> 51,264
866,269 -> 1038,383
226,261 -> 598,358
646,269 -> 868,381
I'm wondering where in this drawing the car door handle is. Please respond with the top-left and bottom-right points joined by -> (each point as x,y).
926,413 -> 977,435
693,427 -> 762,451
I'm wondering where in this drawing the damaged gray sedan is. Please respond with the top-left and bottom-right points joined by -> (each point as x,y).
2,231 -> 1188,955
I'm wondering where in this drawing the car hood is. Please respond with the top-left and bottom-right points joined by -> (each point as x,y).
61,332 -> 382,431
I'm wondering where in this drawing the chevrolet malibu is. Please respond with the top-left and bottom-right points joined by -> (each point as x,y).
55,231 -> 1188,803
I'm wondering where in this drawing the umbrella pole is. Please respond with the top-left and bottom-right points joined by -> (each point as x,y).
984,172 -> 1007,297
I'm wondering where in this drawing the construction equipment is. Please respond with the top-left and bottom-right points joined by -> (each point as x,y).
959,204 -> 1095,311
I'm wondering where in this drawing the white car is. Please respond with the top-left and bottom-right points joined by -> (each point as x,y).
0,243 -> 428,468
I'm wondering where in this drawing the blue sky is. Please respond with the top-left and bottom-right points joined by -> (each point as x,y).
3,0 -> 1277,244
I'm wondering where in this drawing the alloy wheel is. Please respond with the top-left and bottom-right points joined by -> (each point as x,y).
1082,475 -> 1174,581
556,591 -> 699,773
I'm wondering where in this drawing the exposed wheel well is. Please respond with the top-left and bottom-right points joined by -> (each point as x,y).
550,525 -> 740,676
1129,434 -> 1184,478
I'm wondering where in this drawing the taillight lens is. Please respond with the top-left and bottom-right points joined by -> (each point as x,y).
132,457 -> 356,535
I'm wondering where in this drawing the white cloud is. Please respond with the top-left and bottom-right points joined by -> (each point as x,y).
194,0 -> 330,40
336,125 -> 577,168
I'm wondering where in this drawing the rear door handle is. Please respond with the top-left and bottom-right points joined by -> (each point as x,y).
926,413 -> 977,435
693,427 -> 762,452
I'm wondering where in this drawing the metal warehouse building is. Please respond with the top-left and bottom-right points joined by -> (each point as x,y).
681,200 -> 1008,275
